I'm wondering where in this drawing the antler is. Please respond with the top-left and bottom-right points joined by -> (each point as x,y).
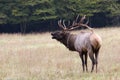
58,20 -> 67,30
58,15 -> 93,31
69,15 -> 93,31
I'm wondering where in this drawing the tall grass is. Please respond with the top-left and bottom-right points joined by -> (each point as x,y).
0,27 -> 120,80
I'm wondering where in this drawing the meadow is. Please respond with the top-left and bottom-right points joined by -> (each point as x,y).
0,27 -> 120,80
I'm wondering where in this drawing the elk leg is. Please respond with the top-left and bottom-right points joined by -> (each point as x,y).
88,51 -> 95,72
79,53 -> 85,72
95,48 -> 100,73
85,52 -> 88,72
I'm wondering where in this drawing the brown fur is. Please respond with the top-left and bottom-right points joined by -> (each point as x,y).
51,30 -> 102,72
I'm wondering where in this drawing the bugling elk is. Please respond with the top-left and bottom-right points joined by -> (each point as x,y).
51,15 -> 102,72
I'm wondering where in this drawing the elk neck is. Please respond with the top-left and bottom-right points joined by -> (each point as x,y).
60,33 -> 77,51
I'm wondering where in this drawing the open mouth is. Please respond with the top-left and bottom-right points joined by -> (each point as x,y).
51,33 -> 55,39
52,36 -> 55,39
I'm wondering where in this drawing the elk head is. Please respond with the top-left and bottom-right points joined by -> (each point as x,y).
51,20 -> 69,41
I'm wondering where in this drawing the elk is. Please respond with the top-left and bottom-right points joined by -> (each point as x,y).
51,15 -> 102,72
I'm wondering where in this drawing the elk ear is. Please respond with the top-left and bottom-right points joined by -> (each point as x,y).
61,31 -> 68,38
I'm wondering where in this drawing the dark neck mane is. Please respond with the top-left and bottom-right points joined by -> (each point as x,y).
59,33 -> 69,46
59,33 -> 77,51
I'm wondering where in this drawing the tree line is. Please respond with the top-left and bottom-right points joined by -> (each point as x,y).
0,0 -> 120,33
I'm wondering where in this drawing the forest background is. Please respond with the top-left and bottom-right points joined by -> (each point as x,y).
0,0 -> 120,33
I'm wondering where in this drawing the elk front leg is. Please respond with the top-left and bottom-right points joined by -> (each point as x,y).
79,52 -> 85,72
85,52 -> 88,72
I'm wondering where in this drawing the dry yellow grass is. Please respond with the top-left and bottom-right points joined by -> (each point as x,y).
0,27 -> 120,80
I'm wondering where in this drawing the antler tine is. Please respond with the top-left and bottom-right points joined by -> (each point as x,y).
70,15 -> 80,29
63,20 -> 67,29
80,24 -> 93,32
79,15 -> 86,23
85,19 -> 89,25
68,26 -> 79,30
72,20 -> 75,26
58,20 -> 65,30
76,14 -> 80,22
69,15 -> 78,28
69,15 -> 80,30
67,20 -> 70,26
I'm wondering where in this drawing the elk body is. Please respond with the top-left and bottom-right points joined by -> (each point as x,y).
51,15 -> 102,72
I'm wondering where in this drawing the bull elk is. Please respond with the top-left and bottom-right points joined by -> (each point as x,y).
51,15 -> 102,72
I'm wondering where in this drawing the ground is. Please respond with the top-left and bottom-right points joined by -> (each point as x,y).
0,27 -> 120,80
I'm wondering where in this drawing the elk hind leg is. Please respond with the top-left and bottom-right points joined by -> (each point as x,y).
88,50 -> 95,72
95,48 -> 100,73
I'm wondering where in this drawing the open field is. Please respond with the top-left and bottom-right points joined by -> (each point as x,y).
0,27 -> 120,80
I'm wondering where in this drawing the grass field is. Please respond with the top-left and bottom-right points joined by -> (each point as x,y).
0,27 -> 120,80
